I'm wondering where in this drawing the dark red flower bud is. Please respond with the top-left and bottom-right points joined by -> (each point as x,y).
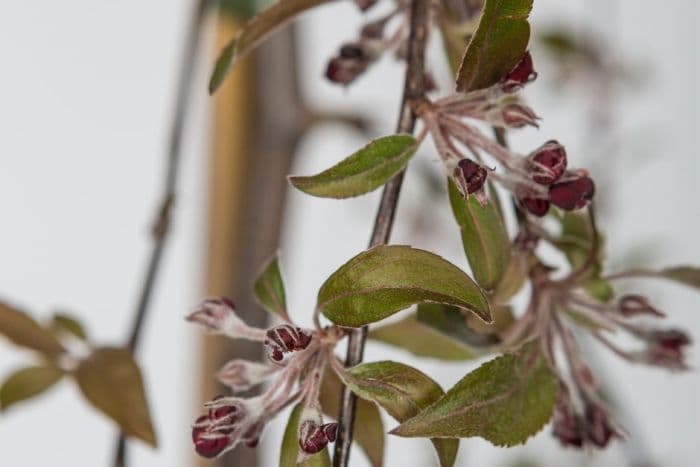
646,329 -> 691,368
299,420 -> 330,454
192,415 -> 230,458
585,404 -> 618,448
321,423 -> 338,443
521,196 -> 550,217
325,58 -> 367,85
453,159 -> 487,196
549,175 -> 595,210
354,0 -> 377,11
529,140 -> 567,185
265,325 -> 313,362
618,294 -> 665,318
501,51 -> 537,92
552,409 -> 584,448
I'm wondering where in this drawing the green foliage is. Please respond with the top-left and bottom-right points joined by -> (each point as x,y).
655,266 -> 700,290
0,301 -> 65,355
317,245 -> 491,327
339,361 -> 458,467
253,254 -> 289,318
76,347 -> 157,447
417,303 -> 500,349
290,135 -> 418,199
51,313 -> 88,341
280,403 -> 331,467
210,0 -> 329,93
456,0 -> 533,92
369,313 -> 476,361
448,179 -> 510,290
0,365 -> 63,410
319,369 -> 384,467
392,343 -> 557,446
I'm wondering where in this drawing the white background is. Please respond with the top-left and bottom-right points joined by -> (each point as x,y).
1,1 -> 699,466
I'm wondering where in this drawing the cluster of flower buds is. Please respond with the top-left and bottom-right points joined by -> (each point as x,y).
187,297 -> 339,459
326,9 -> 407,85
297,406 -> 339,458
418,51 -> 595,217
518,141 -> 595,216
552,392 -> 622,449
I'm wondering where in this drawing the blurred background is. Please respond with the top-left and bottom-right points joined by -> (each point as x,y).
1,0 -> 698,466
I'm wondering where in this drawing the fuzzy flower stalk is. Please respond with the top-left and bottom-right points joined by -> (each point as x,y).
187,298 -> 342,459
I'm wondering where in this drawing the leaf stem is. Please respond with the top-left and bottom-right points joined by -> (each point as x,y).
112,1 -> 210,466
332,0 -> 429,465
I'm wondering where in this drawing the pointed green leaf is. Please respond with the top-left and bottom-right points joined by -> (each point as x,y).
655,266 -> 700,290
339,362 -> 458,467
253,254 -> 289,318
392,343 -> 557,446
319,368 -> 384,467
417,303 -> 500,349
369,313 -> 476,361
51,313 -> 88,341
456,0 -> 533,92
317,245 -> 491,327
448,180 -> 510,290
210,0 -> 329,93
290,135 -> 418,199
0,365 -> 63,410
76,347 -> 157,447
0,301 -> 65,355
280,403 -> 331,467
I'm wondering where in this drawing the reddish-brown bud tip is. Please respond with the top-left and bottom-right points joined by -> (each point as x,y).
549,175 -> 595,210
454,159 -> 487,196
529,140 -> 567,185
299,420 -> 330,454
502,51 -> 537,92
521,197 -> 550,217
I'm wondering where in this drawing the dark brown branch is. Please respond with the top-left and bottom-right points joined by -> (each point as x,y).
332,0 -> 429,465
113,1 -> 210,466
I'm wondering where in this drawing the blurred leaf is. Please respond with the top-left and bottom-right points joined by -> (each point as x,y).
219,0 -> 260,20
392,343 -> 556,446
492,253 -> 531,304
537,29 -> 601,66
340,361 -> 458,467
0,301 -> 65,355
456,0 -> 533,92
448,180 -> 510,290
417,303 -> 499,349
656,266 -> 700,290
369,313 -> 476,360
290,135 -> 418,199
319,368 -> 384,467
76,347 -> 157,447
0,365 -> 63,410
253,254 -> 289,318
318,245 -> 491,327
210,0 -> 329,93
280,403 -> 331,467
51,313 -> 88,341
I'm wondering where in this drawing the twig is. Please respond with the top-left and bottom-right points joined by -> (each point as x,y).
113,1 -> 210,466
332,0 -> 429,466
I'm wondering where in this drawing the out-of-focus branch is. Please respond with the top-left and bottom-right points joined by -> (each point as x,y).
113,1 -> 211,466
332,0 -> 429,466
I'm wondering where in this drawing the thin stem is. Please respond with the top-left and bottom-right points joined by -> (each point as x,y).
332,0 -> 428,465
113,1 -> 210,466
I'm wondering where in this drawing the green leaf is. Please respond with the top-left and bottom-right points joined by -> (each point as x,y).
51,313 -> 88,341
448,179 -> 510,290
253,254 -> 289,318
0,301 -> 65,355
319,368 -> 384,467
392,343 -> 557,446
76,347 -> 157,447
455,0 -> 533,92
290,135 -> 418,199
417,303 -> 500,349
0,365 -> 63,410
492,253 -> 531,304
317,245 -> 491,327
210,0 -> 329,93
369,313 -> 476,361
280,403 -> 331,467
339,362 -> 458,467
